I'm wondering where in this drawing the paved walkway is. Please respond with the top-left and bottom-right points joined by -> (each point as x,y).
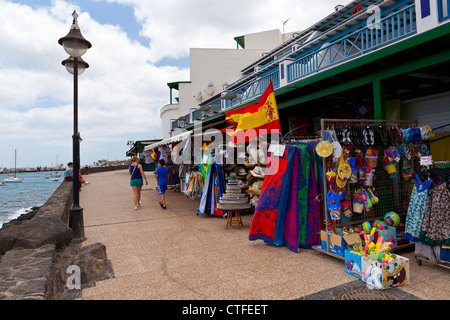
78,169 -> 449,300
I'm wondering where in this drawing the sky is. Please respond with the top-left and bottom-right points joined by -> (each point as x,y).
0,0 -> 350,168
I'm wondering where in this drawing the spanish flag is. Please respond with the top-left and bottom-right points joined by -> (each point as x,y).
225,80 -> 281,142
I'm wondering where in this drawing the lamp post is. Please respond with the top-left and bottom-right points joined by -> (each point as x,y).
58,11 -> 91,242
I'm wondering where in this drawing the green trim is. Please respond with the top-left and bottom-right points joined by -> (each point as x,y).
234,35 -> 245,49
167,81 -> 191,104
167,81 -> 191,90
373,81 -> 386,120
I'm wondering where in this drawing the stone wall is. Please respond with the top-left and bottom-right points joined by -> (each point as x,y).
80,164 -> 128,175
0,180 -> 108,300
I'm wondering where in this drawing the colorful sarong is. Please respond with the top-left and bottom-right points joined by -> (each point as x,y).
283,147 -> 301,251
296,143 -> 310,247
305,144 -> 321,247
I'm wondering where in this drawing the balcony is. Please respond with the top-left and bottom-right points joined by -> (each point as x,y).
219,0 -> 418,111
287,2 -> 416,82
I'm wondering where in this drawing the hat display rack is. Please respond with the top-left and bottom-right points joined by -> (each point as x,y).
319,118 -> 427,256
223,139 -> 268,209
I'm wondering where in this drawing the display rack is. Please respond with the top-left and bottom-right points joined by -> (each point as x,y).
315,119 -> 419,259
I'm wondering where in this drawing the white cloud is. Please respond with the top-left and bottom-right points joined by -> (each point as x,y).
0,0 -> 188,167
104,0 -> 340,63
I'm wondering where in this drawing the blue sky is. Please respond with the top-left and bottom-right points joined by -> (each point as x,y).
0,0 -> 344,168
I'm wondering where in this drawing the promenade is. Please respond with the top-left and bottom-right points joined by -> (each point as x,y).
79,169 -> 449,300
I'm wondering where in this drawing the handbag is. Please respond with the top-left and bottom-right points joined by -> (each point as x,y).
316,130 -> 333,158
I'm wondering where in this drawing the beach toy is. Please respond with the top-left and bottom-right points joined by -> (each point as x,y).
348,157 -> 358,184
365,148 -> 379,169
327,191 -> 341,220
326,171 -> 336,184
383,156 -> 397,178
364,166 -> 374,186
374,220 -> 387,230
353,192 -> 366,214
362,221 -> 372,232
384,212 -> 400,227
340,191 -> 352,218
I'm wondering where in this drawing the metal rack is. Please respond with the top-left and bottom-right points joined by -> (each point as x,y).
315,119 -> 419,258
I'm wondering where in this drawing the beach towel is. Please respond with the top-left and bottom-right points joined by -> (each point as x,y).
283,147 -> 301,251
296,143 -> 311,247
249,147 -> 290,244
305,144 -> 321,247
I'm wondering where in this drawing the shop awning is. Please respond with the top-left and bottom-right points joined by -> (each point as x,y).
143,130 -> 192,151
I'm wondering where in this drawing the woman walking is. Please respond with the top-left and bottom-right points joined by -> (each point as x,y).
129,156 -> 148,210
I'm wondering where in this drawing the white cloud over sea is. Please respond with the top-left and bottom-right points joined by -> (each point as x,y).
0,0 -> 347,168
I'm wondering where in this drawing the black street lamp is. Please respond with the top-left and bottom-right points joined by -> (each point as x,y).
58,11 -> 92,242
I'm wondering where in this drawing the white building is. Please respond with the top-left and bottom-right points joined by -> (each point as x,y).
159,29 -> 295,139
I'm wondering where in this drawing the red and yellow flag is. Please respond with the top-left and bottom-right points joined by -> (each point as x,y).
225,80 -> 281,142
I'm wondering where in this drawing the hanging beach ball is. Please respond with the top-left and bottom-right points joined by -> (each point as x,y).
362,221 -> 372,232
384,212 -> 400,227
374,220 -> 387,230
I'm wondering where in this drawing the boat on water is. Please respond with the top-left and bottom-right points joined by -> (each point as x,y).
3,149 -> 23,183
45,172 -> 61,179
4,177 -> 23,183
0,182 -> 6,186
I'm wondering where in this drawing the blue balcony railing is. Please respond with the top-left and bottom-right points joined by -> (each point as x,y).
223,68 -> 280,109
287,3 -> 416,83
438,0 -> 450,21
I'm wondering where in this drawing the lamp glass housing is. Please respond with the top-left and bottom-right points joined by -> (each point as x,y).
62,39 -> 89,58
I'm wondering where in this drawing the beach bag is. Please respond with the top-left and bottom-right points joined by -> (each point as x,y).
316,131 -> 333,158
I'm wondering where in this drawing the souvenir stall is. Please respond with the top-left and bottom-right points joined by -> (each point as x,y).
316,119 -> 439,260
143,131 -> 193,193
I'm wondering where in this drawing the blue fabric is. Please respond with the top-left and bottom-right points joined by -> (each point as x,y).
64,167 -> 73,178
273,146 -> 296,246
158,184 -> 167,194
155,166 -> 169,186
130,164 -> 142,180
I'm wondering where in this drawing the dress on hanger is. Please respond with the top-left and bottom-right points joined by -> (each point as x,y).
404,174 -> 433,242
420,180 -> 450,246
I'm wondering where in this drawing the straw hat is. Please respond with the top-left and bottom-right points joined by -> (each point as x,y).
247,172 -> 257,185
235,167 -> 247,176
251,195 -> 259,206
246,181 -> 262,195
245,156 -> 256,167
250,166 -> 265,178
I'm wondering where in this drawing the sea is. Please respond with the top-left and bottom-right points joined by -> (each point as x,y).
0,171 -> 63,228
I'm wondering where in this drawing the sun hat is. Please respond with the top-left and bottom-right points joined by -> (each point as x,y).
250,166 -> 265,178
257,149 -> 266,165
235,167 -> 247,176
